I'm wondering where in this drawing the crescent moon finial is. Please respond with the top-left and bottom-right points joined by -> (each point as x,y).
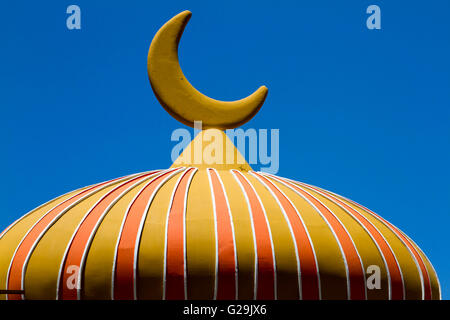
147,10 -> 268,129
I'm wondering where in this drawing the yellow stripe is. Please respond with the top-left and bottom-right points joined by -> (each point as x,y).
136,171 -> 181,299
185,169 -> 216,299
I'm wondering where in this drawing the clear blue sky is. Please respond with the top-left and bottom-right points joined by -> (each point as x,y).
1,1 -> 449,298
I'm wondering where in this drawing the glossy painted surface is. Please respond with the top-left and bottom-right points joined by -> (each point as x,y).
0,166 -> 440,300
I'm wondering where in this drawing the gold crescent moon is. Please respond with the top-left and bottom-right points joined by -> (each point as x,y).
147,10 -> 268,129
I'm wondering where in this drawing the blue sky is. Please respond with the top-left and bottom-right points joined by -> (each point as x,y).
1,1 -> 449,298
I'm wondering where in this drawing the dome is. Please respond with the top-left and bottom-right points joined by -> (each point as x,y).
0,130 -> 441,300
0,10 -> 440,300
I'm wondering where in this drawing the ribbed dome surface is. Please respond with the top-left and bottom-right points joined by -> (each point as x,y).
0,167 -> 440,300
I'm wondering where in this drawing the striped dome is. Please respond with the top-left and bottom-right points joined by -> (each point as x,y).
0,165 -> 441,300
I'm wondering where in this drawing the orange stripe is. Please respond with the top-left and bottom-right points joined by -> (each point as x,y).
165,168 -> 196,300
233,171 -> 275,300
6,176 -> 125,300
113,169 -> 177,300
280,179 -> 366,300
337,195 -> 432,300
254,173 -> 319,300
59,172 -> 156,300
297,181 -> 404,300
208,169 -> 236,300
